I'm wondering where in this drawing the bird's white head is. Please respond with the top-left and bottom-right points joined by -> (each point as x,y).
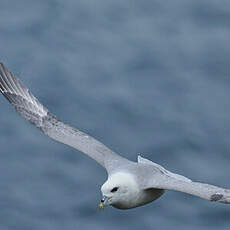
100,172 -> 140,210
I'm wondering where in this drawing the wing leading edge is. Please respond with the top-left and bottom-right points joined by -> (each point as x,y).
0,61 -> 127,169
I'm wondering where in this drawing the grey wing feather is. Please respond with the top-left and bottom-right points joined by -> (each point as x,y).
0,63 -> 48,127
145,169 -> 230,204
0,61 -> 126,169
138,155 -> 192,182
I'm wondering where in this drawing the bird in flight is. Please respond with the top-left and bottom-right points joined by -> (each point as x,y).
0,60 -> 229,211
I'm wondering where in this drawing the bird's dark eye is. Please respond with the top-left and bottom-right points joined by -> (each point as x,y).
111,187 -> 119,193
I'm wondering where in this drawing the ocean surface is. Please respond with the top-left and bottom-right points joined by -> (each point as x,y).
0,1 -> 230,229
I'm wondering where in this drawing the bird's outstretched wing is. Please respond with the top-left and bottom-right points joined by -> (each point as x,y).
148,176 -> 230,204
0,61 -> 127,169
141,157 -> 230,204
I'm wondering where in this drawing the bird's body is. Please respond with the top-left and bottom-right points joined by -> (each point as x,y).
0,60 -> 230,211
101,170 -> 165,209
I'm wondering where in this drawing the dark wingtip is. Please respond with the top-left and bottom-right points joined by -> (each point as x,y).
210,193 -> 224,202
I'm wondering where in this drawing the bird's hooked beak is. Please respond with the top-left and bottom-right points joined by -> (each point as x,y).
99,195 -> 110,211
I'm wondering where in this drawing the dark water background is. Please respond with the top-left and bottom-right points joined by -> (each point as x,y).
0,1 -> 230,229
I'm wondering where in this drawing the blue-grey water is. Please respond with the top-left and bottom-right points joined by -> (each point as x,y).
0,1 -> 230,229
